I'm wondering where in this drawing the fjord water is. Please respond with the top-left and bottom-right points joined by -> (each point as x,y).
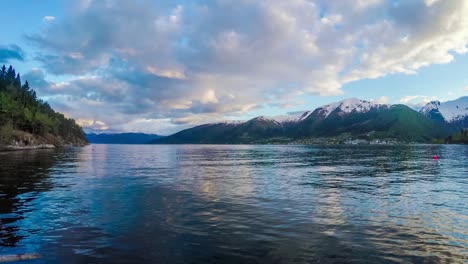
0,145 -> 466,263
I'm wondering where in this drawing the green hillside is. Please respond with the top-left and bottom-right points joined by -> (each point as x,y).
369,105 -> 447,142
0,65 -> 87,147
292,104 -> 447,142
155,122 -> 245,144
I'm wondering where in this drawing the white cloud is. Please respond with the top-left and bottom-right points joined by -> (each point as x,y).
27,0 -> 468,132
399,95 -> 438,108
464,86 -> 468,92
42,16 -> 55,23
425,0 -> 442,7
321,14 -> 342,25
372,96 -> 389,104
76,119 -> 109,131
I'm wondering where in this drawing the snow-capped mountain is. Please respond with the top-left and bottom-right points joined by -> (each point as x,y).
420,97 -> 468,128
212,111 -> 314,127
212,98 -> 394,127
313,98 -> 389,118
225,98 -> 388,125
154,97 -> 449,144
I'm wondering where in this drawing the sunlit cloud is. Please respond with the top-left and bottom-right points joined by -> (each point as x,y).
76,119 -> 109,131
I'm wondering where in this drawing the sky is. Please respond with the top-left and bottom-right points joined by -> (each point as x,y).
1,0 -> 467,135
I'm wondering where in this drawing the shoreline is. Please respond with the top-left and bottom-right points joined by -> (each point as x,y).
0,143 -> 88,152
0,144 -> 56,152
0,130 -> 88,152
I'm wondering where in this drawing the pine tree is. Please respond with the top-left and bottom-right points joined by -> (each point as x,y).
15,73 -> 21,87
6,65 -> 15,82
0,65 -> 6,79
0,65 -> 6,90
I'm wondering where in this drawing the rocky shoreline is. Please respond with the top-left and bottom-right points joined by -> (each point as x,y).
0,130 -> 88,152
0,144 -> 56,151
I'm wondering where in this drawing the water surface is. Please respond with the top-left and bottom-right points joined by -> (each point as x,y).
0,145 -> 466,263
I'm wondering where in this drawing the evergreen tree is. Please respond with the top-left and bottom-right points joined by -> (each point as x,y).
6,66 -> 15,81
15,73 -> 21,87
0,65 -> 6,81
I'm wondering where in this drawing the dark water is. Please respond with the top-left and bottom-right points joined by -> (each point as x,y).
0,145 -> 466,263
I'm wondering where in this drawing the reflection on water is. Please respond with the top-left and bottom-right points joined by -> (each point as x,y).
0,145 -> 467,263
0,150 -> 58,247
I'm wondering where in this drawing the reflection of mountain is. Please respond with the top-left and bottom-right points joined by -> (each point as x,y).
0,150 -> 59,246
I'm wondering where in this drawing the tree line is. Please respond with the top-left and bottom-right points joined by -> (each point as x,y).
0,65 -> 86,144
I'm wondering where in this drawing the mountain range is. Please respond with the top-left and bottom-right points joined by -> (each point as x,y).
152,97 -> 468,144
86,133 -> 162,144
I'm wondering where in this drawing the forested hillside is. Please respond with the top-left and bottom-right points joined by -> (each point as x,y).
433,129 -> 468,144
0,65 -> 87,148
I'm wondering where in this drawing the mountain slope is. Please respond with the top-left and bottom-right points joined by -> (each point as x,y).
154,118 -> 287,144
153,98 -> 448,144
86,133 -> 162,144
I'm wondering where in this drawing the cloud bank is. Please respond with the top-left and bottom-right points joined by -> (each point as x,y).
25,0 -> 468,134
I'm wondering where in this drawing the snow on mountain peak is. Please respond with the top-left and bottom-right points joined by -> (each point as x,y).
420,97 -> 468,122
249,116 -> 282,124
209,120 -> 243,126
270,111 -> 312,123
212,112 -> 313,127
317,98 -> 387,118
420,101 -> 441,113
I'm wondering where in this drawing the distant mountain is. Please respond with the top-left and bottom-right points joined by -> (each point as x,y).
152,98 -> 449,144
86,133 -> 162,144
419,96 -> 468,132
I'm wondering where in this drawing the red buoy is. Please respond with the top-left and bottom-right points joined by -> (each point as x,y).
433,155 -> 438,160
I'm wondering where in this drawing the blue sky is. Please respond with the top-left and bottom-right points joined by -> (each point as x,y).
1,0 -> 467,134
